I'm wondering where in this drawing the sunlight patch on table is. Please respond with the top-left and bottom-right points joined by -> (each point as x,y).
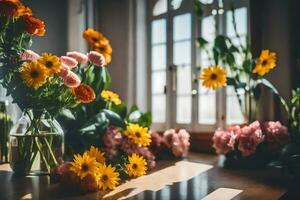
201,188 -> 243,200
104,160 -> 213,200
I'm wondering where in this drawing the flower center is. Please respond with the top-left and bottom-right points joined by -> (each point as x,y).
210,73 -> 217,80
262,59 -> 268,66
30,70 -> 39,78
135,132 -> 141,138
132,163 -> 138,169
81,163 -> 89,172
45,61 -> 53,68
92,37 -> 99,42
102,174 -> 108,182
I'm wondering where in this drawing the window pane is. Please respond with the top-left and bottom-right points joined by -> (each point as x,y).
226,86 -> 245,124
152,19 -> 166,44
227,7 -> 247,37
173,41 -> 191,65
198,92 -> 216,124
174,13 -> 191,41
177,65 -> 191,95
152,71 -> 166,94
153,0 -> 167,16
152,95 -> 166,123
171,0 -> 183,10
201,16 -> 216,42
176,96 -> 191,123
152,45 -> 166,70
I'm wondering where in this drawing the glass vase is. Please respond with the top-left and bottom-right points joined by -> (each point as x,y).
9,110 -> 64,175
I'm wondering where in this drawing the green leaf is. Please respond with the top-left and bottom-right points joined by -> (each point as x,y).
60,109 -> 75,120
229,45 -> 239,53
194,0 -> 203,18
196,37 -> 208,48
102,109 -> 126,129
110,102 -> 127,119
138,112 -> 152,128
129,104 -> 139,113
214,35 -> 228,53
128,110 -> 142,123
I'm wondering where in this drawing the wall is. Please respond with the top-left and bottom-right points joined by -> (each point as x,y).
95,0 -> 131,103
23,0 -> 68,55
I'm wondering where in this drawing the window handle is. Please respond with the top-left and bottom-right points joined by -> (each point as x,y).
169,64 -> 177,92
192,89 -> 198,97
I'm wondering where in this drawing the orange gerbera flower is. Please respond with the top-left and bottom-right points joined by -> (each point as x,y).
72,84 -> 96,103
83,28 -> 112,64
0,0 -> 32,17
83,28 -> 104,47
0,0 -> 18,16
22,15 -> 45,36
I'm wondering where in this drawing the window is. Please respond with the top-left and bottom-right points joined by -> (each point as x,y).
148,0 -> 249,131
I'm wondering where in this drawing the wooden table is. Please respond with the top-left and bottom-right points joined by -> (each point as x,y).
0,153 -> 289,200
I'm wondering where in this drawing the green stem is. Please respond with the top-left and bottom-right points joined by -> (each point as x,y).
42,136 -> 58,166
34,137 -> 50,173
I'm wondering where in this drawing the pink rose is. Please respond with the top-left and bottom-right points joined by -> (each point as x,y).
162,129 -> 176,148
238,121 -> 264,157
66,51 -> 88,65
263,121 -> 289,151
63,71 -> 81,88
60,56 -> 78,68
162,129 -> 190,157
87,51 -> 105,67
58,63 -> 69,78
212,129 -> 235,155
20,50 -> 40,61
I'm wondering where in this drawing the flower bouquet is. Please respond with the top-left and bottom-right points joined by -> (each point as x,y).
0,0 -> 112,175
212,121 -> 289,168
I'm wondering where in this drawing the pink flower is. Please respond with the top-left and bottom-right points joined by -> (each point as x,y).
66,51 -> 88,65
87,51 -> 105,67
162,129 -> 190,157
263,121 -> 289,151
103,127 -> 122,159
20,50 -> 40,61
61,56 -> 78,68
238,121 -> 264,157
212,129 -> 236,155
63,71 -> 81,88
58,63 -> 69,78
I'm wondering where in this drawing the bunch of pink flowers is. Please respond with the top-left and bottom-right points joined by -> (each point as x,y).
212,121 -> 289,157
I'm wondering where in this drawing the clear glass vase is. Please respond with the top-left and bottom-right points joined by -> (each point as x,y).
9,110 -> 64,175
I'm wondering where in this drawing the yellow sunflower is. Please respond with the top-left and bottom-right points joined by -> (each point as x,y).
86,146 -> 105,164
20,61 -> 48,89
70,152 -> 99,179
38,53 -> 61,76
126,153 -> 147,178
200,66 -> 227,90
252,49 -> 276,76
97,164 -> 120,190
101,90 -> 122,105
123,123 -> 151,147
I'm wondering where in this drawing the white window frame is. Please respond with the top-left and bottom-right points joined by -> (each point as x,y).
147,0 -> 250,132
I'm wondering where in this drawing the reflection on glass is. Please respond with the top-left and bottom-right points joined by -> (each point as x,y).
152,19 -> 166,44
174,13 -> 191,41
153,0 -> 167,16
152,71 -> 166,94
174,41 -> 191,65
152,45 -> 166,70
152,95 -> 166,123
226,86 -> 244,125
176,96 -> 192,124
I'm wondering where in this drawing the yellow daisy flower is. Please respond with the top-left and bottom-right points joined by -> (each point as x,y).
124,123 -> 151,147
200,66 -> 227,90
101,90 -> 122,105
20,61 -> 48,89
70,152 -> 99,179
252,49 -> 276,76
38,53 -> 61,76
126,153 -> 147,178
97,164 -> 120,190
86,146 -> 105,164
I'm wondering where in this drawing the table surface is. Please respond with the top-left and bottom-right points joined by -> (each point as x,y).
0,153 -> 288,200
